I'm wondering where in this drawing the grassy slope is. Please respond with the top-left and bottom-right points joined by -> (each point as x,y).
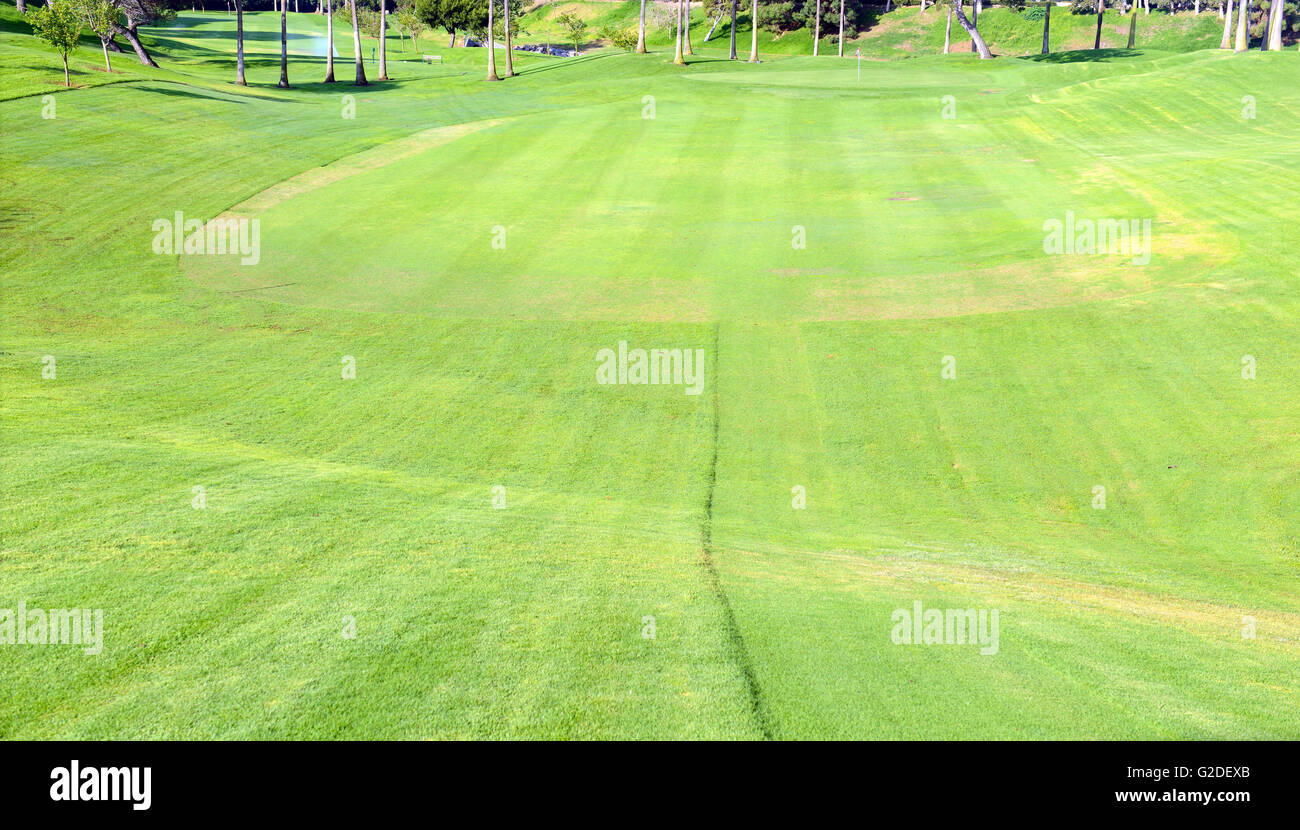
515,2 -> 1230,57
3,4 -> 1299,738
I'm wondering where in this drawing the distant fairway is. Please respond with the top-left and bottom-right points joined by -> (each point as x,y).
2,7 -> 1299,738
155,13 -> 336,58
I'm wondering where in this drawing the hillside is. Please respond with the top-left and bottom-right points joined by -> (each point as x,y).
517,2 -> 1231,57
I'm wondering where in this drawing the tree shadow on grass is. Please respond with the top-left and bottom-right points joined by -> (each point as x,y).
132,82 -> 252,103
1022,48 -> 1144,63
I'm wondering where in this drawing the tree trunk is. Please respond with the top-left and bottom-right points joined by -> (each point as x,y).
952,0 -> 992,57
279,0 -> 290,87
706,12 -> 722,40
675,0 -> 686,63
1042,0 -> 1050,54
113,22 -> 159,67
944,6 -> 952,53
236,0 -> 246,84
1094,0 -> 1104,50
504,0 -> 514,76
729,0 -> 738,58
17,0 -> 26,13
751,0 -> 760,61
486,0 -> 499,79
351,0 -> 368,83
324,0 -> 334,81
813,0 -> 821,55
63,53 -> 70,87
1220,0 -> 1234,48
379,1 -> 388,79
637,0 -> 647,52
1127,0 -> 1137,47
1234,0 -> 1247,51
971,0 -> 979,52
838,0 -> 845,57
100,37 -> 112,72
684,1 -> 693,54
1194,0 -> 1200,14
1271,0 -> 1284,51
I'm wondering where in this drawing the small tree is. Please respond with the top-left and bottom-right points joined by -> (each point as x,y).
395,2 -> 425,52
554,10 -> 587,53
80,0 -> 121,73
29,0 -> 85,86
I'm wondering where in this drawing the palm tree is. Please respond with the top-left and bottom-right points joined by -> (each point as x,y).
378,0 -> 388,79
504,0 -> 514,76
729,0 -> 738,59
1234,0 -> 1247,51
813,0 -> 820,56
278,0 -> 290,87
637,0 -> 648,53
675,0 -> 686,64
486,0 -> 500,80
350,0 -> 368,84
750,0 -> 760,61
951,0 -> 991,57
1220,0 -> 1234,49
235,0 -> 246,84
837,0 -> 844,57
1265,0 -> 1283,50
684,2 -> 694,55
324,0 -> 335,82
1041,0 -> 1051,54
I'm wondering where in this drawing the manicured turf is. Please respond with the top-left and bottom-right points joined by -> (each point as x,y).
2,5 -> 1298,738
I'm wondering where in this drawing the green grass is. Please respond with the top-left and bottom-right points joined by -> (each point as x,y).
2,3 -> 1299,738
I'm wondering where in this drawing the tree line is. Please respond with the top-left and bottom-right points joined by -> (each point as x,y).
18,0 -> 1298,89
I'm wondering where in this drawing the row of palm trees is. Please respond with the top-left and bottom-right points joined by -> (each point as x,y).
236,0 -> 1294,88
235,0 -> 393,87
1218,0 -> 1289,51
638,0 -> 994,64
637,0 -> 1295,66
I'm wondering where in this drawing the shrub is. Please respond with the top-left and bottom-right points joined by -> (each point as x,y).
599,25 -> 638,51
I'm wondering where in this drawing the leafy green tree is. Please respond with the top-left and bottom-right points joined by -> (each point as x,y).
79,0 -> 121,73
29,0 -> 84,86
555,10 -> 588,54
395,1 -> 426,52
415,0 -> 482,48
